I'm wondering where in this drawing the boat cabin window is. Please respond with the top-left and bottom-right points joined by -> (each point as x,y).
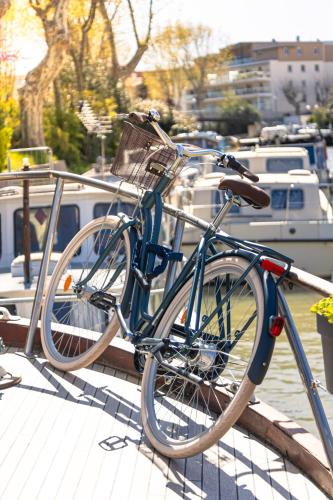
271,189 -> 304,210
266,157 -> 303,172
94,202 -> 135,219
14,205 -> 80,257
212,191 -> 240,217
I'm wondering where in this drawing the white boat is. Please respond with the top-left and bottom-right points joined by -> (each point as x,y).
0,177 -> 138,317
172,168 -> 333,278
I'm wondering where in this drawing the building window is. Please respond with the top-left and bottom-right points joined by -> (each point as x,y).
314,47 -> 320,55
287,65 -> 292,73
271,189 -> 304,210
315,64 -> 320,72
301,64 -> 306,72
284,47 -> 289,55
296,47 -> 302,56
14,205 -> 80,257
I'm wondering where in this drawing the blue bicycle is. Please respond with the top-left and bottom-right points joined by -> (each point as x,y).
41,110 -> 292,458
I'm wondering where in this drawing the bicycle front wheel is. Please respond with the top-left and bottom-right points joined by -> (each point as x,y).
141,254 -> 265,458
41,216 -> 131,371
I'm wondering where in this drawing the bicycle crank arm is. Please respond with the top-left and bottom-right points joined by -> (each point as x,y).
157,360 -> 203,386
153,348 -> 203,386
113,304 -> 133,340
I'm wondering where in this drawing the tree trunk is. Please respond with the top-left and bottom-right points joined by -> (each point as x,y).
20,92 -> 44,146
0,0 -> 10,18
19,0 -> 70,147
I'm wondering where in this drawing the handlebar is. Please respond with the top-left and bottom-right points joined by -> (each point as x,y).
124,109 -> 259,182
219,154 -> 259,183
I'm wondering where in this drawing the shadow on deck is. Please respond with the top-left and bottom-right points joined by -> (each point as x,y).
0,347 -> 329,500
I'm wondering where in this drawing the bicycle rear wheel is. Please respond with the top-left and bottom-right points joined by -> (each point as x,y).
141,254 -> 265,458
41,216 -> 131,371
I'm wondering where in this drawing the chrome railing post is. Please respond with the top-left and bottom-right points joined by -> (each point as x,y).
24,177 -> 64,355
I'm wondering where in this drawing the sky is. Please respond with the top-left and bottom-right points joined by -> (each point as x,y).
155,0 -> 333,43
9,0 -> 333,76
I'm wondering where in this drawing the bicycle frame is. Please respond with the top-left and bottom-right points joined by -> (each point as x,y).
70,112 -> 333,473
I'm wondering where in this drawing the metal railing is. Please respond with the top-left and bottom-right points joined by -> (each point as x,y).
0,168 -> 332,355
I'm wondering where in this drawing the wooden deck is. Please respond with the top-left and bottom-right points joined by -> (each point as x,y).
0,349 -> 329,500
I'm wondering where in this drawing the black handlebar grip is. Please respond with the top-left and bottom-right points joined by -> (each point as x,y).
222,155 -> 259,183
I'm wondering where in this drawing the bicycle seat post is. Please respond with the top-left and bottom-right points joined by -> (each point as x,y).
211,191 -> 235,231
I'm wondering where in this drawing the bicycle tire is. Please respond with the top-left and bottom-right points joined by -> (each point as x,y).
41,216 -> 131,371
141,254 -> 266,458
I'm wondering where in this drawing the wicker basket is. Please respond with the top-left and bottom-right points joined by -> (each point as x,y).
111,121 -> 184,191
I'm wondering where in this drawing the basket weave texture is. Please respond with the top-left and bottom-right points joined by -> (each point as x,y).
110,121 -> 183,190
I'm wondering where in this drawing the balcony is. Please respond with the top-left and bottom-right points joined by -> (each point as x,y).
235,87 -> 271,96
229,57 -> 271,67
233,71 -> 271,83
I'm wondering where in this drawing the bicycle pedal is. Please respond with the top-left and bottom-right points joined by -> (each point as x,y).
88,291 -> 117,312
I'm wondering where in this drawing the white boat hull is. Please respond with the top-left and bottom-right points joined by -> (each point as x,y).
181,221 -> 333,278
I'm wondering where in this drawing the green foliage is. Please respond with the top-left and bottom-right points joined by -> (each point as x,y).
310,296 -> 333,324
218,93 -> 261,135
0,96 -> 19,171
44,107 -> 87,173
171,110 -> 198,135
7,151 -> 47,171
308,106 -> 332,128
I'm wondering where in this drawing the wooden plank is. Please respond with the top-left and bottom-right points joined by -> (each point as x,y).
95,371 -> 142,499
233,427 -> 256,500
248,434 -> 277,500
284,459 -> 310,500
46,365 -> 109,499
202,446 -> 220,500
14,367 -> 81,500
218,428 -> 239,500
0,352 -> 330,500
0,355 -> 58,498
17,368 -> 85,500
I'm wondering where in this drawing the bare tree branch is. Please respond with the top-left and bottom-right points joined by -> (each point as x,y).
99,0 -> 154,83
126,0 -> 140,47
82,0 -> 98,33
98,0 -> 119,76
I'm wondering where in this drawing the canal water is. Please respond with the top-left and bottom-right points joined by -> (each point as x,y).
256,146 -> 333,436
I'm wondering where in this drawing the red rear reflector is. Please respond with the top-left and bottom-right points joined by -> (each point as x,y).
269,316 -> 285,337
260,259 -> 285,276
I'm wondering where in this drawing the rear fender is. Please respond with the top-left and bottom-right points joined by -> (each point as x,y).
247,271 -> 277,385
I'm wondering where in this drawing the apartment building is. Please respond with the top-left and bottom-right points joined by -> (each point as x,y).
183,39 -> 333,124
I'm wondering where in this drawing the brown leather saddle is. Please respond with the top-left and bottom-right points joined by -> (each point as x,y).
218,178 -> 270,209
